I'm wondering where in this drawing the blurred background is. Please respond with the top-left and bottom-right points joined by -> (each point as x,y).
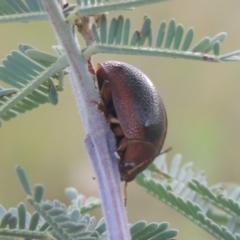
1,0 -> 240,239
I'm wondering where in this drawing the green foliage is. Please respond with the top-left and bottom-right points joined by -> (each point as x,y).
0,166 -> 178,240
4,156 -> 240,240
0,0 -> 240,239
130,221 -> 177,240
87,16 -> 240,62
0,0 -> 47,23
0,0 -> 167,24
73,0 -> 169,17
0,0 -> 239,126
136,154 -> 240,240
0,44 -> 68,126
65,188 -> 101,214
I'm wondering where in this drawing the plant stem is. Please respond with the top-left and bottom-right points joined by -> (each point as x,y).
42,1 -> 130,239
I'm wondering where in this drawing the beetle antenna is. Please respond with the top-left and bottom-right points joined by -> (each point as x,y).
160,147 -> 172,155
124,181 -> 128,206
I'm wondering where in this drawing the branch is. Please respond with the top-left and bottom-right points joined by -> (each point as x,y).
42,1 -> 130,240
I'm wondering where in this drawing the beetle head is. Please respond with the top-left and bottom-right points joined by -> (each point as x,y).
119,140 -> 160,182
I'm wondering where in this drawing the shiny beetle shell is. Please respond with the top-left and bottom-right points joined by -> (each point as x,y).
96,61 -> 167,182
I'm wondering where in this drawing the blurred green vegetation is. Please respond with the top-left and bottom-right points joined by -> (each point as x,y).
1,1 -> 240,239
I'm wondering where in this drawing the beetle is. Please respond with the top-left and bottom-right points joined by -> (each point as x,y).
95,61 -> 167,182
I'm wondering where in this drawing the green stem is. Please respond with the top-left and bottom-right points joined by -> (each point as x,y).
42,1 -> 130,239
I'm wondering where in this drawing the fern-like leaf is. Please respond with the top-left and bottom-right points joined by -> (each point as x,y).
11,164 -> 183,240
0,0 -> 48,23
0,0 -> 168,24
65,188 -> 101,214
130,221 -> 177,240
189,179 -> 240,235
0,203 -> 48,239
1,166 -> 179,240
72,0 -> 169,17
84,16 -> 240,62
0,45 -> 68,126
136,154 -> 240,240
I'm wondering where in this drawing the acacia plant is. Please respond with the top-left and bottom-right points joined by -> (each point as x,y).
0,0 -> 240,240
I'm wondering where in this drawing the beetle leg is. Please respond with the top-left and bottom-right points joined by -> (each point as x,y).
117,137 -> 128,152
108,116 -> 120,124
112,125 -> 124,136
92,101 -> 109,118
114,151 -> 121,159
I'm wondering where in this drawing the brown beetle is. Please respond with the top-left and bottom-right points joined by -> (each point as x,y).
96,61 -> 167,182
